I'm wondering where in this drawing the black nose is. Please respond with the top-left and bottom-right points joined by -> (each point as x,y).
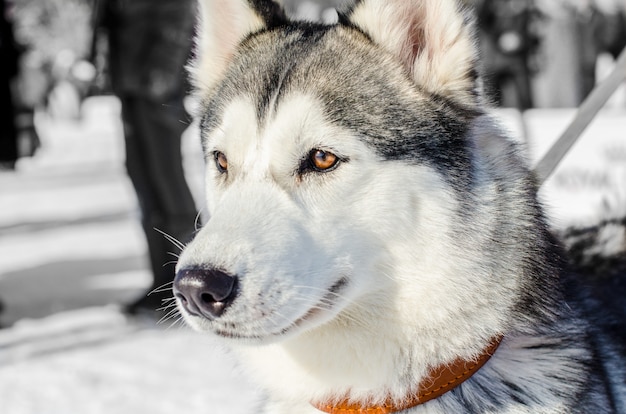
173,267 -> 238,319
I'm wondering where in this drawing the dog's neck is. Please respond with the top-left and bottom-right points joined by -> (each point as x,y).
311,336 -> 503,414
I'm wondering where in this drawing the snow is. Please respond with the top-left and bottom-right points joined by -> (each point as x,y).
0,309 -> 262,414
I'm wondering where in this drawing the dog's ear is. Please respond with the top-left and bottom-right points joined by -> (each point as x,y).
191,0 -> 287,97
345,0 -> 478,108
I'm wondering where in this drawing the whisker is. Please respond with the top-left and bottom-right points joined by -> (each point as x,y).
157,300 -> 178,311
153,228 -> 186,251
158,308 -> 181,325
168,315 -> 186,330
158,303 -> 178,314
148,282 -> 173,296
194,209 -> 204,232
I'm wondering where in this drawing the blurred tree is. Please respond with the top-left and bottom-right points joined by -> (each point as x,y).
12,0 -> 92,63
10,0 -> 94,123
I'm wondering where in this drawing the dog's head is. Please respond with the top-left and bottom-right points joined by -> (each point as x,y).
174,0 -> 537,349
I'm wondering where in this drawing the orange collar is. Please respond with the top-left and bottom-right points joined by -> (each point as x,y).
312,336 -> 503,414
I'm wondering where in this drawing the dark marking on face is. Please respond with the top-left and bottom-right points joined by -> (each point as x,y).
199,21 -> 481,192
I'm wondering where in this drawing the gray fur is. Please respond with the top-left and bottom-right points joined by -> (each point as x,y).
179,1 -> 626,412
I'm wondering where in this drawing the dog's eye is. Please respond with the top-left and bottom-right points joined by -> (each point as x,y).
309,149 -> 339,172
214,151 -> 228,173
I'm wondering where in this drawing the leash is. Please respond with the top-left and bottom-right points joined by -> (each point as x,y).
533,46 -> 626,186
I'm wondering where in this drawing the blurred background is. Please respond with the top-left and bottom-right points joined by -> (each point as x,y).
0,0 -> 624,413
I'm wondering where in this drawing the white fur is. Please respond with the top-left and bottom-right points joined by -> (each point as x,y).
190,0 -> 265,96
176,93 -> 586,412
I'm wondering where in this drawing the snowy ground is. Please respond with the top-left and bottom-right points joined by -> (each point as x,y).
0,96 -> 624,413
503,107 -> 626,227
0,308 -> 263,414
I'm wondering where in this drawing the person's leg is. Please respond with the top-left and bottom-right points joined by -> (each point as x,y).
0,68 -> 18,169
120,95 -> 198,315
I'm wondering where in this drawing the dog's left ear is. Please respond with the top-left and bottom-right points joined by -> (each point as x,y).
191,0 -> 288,98
345,0 -> 478,108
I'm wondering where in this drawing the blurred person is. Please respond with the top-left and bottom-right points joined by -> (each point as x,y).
0,0 -> 39,170
590,0 -> 626,57
0,0 -> 19,326
473,0 -> 541,109
533,0 -> 625,107
559,0 -> 622,102
0,0 -> 19,170
92,0 -> 199,317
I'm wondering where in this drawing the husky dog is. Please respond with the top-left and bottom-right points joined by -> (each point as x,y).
172,0 -> 626,412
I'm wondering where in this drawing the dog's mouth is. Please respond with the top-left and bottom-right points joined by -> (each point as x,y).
205,277 -> 350,341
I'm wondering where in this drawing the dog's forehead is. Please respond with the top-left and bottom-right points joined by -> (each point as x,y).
201,23 -> 410,129
201,25 -> 380,145
199,22 -> 476,187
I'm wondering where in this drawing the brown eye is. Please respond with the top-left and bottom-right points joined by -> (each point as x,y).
310,149 -> 339,171
214,151 -> 228,172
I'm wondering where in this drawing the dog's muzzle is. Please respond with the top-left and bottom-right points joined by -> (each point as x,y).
173,267 -> 238,319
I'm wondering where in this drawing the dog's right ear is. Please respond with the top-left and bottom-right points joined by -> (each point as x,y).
190,0 -> 287,97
